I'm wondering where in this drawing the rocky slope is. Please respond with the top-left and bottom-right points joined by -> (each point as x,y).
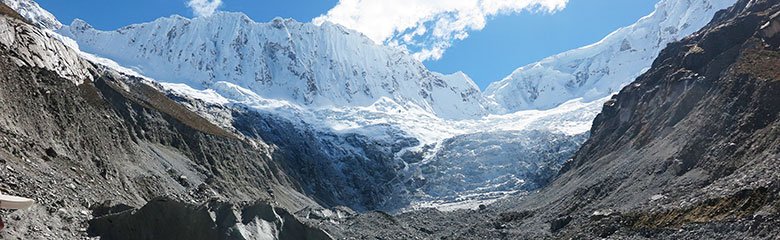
1,0 -> 411,213
0,5 -> 328,239
322,0 -> 780,238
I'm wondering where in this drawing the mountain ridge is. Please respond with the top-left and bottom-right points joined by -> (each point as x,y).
60,12 -> 491,120
484,0 -> 738,113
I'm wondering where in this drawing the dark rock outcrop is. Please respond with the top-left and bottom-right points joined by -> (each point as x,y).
88,197 -> 332,240
229,108 -> 417,211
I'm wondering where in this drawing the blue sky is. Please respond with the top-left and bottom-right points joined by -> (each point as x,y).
37,0 -> 656,89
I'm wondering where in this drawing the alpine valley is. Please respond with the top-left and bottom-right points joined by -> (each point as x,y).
0,0 -> 778,239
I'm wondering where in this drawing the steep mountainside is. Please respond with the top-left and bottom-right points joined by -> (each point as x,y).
323,0 -> 780,238
0,6 -> 327,239
484,0 -> 737,112
59,0 -> 741,118
60,14 -> 488,120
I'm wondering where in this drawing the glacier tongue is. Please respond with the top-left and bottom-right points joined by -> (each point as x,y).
59,13 -> 489,120
484,0 -> 737,113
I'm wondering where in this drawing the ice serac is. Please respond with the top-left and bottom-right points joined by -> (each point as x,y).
0,0 -> 61,29
60,14 -> 488,120
401,130 -> 587,210
484,0 -> 738,113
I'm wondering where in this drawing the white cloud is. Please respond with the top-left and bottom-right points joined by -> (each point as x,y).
187,0 -> 223,17
314,0 -> 568,61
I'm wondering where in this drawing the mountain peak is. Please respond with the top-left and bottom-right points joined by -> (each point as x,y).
61,13 -> 490,119
484,0 -> 738,113
69,18 -> 92,31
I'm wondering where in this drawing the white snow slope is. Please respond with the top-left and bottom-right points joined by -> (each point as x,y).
484,0 -> 737,113
0,0 -> 60,30
59,14 -> 489,120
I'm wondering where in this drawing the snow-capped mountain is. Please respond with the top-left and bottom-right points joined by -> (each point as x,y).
0,0 -> 60,29
59,14 -> 489,120
6,0 -> 739,212
484,0 -> 737,112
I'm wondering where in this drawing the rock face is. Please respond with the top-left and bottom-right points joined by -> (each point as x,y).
226,107 -> 418,211
534,1 -> 780,237
0,5 -> 321,239
323,0 -> 780,238
0,11 -> 91,84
